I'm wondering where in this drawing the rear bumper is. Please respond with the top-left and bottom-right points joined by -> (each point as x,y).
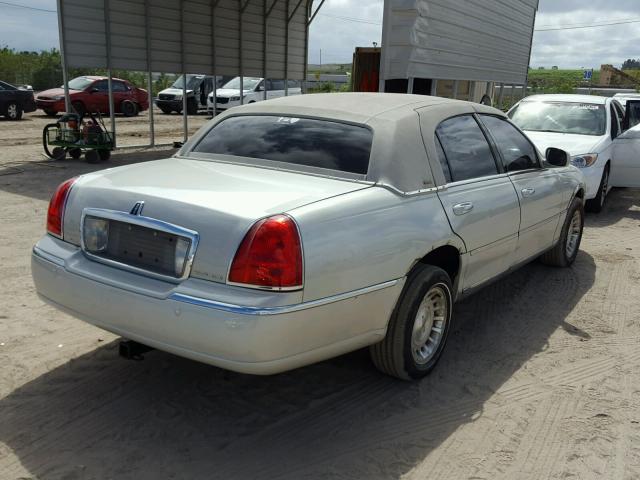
32,236 -> 401,374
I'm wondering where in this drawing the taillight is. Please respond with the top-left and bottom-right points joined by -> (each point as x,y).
47,177 -> 77,238
229,214 -> 303,290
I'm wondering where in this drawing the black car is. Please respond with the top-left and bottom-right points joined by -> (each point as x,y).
0,80 -> 37,120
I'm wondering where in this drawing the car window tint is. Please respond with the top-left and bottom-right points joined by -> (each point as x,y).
270,80 -> 285,90
436,115 -> 498,181
194,115 -> 372,175
112,81 -> 127,92
435,136 -> 452,183
480,115 -> 540,172
94,80 -> 108,91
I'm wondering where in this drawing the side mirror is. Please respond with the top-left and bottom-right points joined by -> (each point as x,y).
257,85 -> 264,92
90,88 -> 100,93
546,147 -> 570,167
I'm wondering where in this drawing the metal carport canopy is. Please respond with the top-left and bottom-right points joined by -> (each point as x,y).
56,0 -> 324,146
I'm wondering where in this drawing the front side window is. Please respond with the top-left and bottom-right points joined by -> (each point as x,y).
193,115 -> 372,175
509,101 -> 606,136
480,115 -> 540,172
436,115 -> 499,182
112,81 -> 128,92
93,80 -> 108,92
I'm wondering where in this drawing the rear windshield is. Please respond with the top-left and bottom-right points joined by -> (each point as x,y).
193,115 -> 372,175
509,101 -> 606,136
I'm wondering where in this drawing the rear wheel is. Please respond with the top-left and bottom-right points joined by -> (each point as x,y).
121,100 -> 138,117
586,166 -> 609,213
540,197 -> 584,267
370,265 -> 453,380
6,102 -> 22,120
159,106 -> 172,115
44,109 -> 57,117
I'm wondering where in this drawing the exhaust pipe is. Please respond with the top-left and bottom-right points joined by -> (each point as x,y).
119,340 -> 154,361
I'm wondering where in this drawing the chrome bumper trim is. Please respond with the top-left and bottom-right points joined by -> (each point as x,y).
169,279 -> 400,316
32,246 -> 400,317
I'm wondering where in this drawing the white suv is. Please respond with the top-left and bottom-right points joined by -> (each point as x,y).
207,77 -> 301,112
509,94 -> 640,212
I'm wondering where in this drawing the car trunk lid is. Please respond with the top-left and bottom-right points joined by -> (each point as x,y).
63,157 -> 371,284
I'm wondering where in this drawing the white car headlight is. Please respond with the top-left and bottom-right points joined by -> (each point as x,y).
570,154 -> 598,168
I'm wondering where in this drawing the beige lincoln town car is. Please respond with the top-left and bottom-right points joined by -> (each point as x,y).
32,93 -> 585,380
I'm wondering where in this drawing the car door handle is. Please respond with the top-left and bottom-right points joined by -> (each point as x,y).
521,187 -> 536,197
452,202 -> 474,216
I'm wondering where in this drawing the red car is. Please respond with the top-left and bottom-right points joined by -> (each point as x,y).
36,76 -> 149,117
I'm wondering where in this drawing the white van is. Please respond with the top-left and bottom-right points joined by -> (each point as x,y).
156,75 -> 232,114
207,77 -> 301,112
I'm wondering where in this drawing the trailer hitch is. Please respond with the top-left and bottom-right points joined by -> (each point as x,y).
119,340 -> 154,361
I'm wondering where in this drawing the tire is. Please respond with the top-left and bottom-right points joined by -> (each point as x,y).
44,109 -> 57,117
6,102 -> 23,120
370,265 -> 453,380
187,99 -> 198,115
51,147 -> 66,161
85,150 -> 100,164
159,107 -> 172,115
121,100 -> 138,117
540,197 -> 584,267
585,166 -> 609,213
71,101 -> 86,118
68,148 -> 82,159
98,149 -> 111,162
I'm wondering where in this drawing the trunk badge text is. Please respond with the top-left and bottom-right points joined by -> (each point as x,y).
130,201 -> 145,216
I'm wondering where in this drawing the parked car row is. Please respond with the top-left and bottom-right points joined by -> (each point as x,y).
34,93 -> 591,381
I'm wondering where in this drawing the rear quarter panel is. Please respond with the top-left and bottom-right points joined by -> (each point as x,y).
290,186 -> 462,302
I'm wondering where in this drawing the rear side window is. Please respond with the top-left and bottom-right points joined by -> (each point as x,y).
480,115 -> 540,172
193,115 -> 372,175
436,115 -> 498,182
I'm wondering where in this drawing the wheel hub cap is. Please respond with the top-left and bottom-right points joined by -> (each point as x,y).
566,209 -> 582,257
411,285 -> 448,365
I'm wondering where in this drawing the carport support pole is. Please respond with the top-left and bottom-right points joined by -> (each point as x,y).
264,0 -> 279,101
144,0 -> 154,146
498,83 -> 505,109
452,80 -> 459,100
180,0 -> 187,142
430,79 -> 438,96
284,0 -> 290,96
104,0 -> 116,146
407,77 -> 414,94
183,75 -> 188,142
56,0 -> 71,113
147,72 -> 155,146
211,0 -> 220,117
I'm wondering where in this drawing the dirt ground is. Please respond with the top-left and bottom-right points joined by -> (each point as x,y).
1,110 -> 639,480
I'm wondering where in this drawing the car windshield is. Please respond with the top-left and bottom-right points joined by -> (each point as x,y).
193,115 -> 373,175
509,101 -> 606,136
67,77 -> 95,91
171,74 -> 204,90
222,77 -> 261,91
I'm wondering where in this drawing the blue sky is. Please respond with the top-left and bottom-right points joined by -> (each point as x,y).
1,0 -> 638,68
